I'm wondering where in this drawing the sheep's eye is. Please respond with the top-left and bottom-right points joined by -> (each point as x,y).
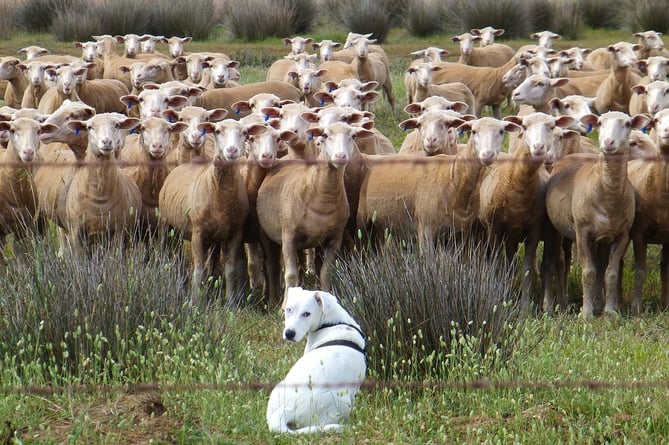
564,104 -> 570,109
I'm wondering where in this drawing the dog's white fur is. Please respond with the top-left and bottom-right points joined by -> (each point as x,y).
266,287 -> 367,434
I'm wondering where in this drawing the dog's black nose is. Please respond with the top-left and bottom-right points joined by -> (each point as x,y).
284,329 -> 296,341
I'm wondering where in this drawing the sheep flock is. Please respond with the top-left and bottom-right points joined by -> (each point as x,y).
1,29 -> 668,317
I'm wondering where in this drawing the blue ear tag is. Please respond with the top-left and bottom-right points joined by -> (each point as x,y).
167,116 -> 173,123
127,102 -> 132,110
308,132 -> 313,141
320,98 -> 325,106
586,123 -> 593,133
201,128 -> 206,137
75,127 -> 80,136
642,126 -> 648,134
264,114 -> 269,122
129,128 -> 135,134
458,129 -> 464,137
401,125 -> 408,131
235,107 -> 240,115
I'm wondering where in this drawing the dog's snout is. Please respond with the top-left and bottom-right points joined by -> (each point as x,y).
284,329 -> 296,341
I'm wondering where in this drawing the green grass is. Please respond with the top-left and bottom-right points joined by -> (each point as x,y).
1,26 -> 667,444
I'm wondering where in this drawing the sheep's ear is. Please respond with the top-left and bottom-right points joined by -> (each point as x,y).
73,42 -> 83,49
406,66 -> 418,75
503,116 -> 523,126
167,95 -> 189,110
470,29 -> 481,35
631,85 -> 647,95
503,121 -> 522,133
206,108 -> 228,122
119,117 -> 140,131
450,36 -> 461,43
119,95 -> 139,110
548,97 -> 562,111
550,77 -> 570,88
404,103 -> 422,115
161,109 -> 179,122
38,123 -> 59,136
0,121 -> 10,132
231,100 -> 252,115
119,65 -> 131,74
246,123 -> 268,137
494,29 -> 505,36
460,114 -> 477,121
410,49 -> 424,56
631,114 -> 651,130
632,44 -> 644,52
354,127 -> 375,139
313,91 -> 333,106
360,81 -> 379,92
472,35 -> 482,42
169,122 -> 189,133
282,37 -> 292,46
562,129 -> 580,140
197,122 -> 215,134
457,121 -> 473,133
555,115 -> 576,128
580,114 -> 599,130
361,91 -> 381,105
399,118 -> 419,131
307,127 -> 324,139
261,107 -> 281,120
66,120 -> 87,133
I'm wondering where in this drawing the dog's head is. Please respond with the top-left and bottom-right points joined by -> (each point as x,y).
282,287 -> 338,342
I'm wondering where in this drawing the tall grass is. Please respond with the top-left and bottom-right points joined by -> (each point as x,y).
222,0 -> 295,41
551,0 -> 585,40
580,0 -> 622,29
150,0 -> 220,40
441,0 -> 534,39
404,0 -> 445,37
0,0 -> 18,39
324,0 -> 395,42
334,238 -> 528,382
622,0 -> 669,33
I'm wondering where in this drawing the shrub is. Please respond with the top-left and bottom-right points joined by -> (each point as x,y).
94,0 -> 152,36
284,0 -> 318,35
13,0 -> 57,32
333,238 -> 526,381
442,0 -> 534,40
50,1 -> 103,41
404,0 -> 445,37
579,0 -> 622,29
623,0 -> 669,33
325,0 -> 394,42
222,0 -> 295,41
150,0 -> 220,40
529,0 -> 554,32
0,0 -> 18,39
551,0 -> 584,40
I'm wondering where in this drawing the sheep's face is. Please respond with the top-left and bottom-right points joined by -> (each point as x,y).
77,42 -> 98,63
313,122 -> 370,169
654,109 -> 669,147
20,61 -> 49,87
512,74 -> 553,107
0,118 -> 57,162
646,81 -> 669,116
81,114 -> 140,157
246,124 -> 291,168
596,112 -> 650,155
277,103 -> 310,146
0,57 -> 20,78
291,68 -> 323,95
608,42 -> 640,68
121,34 -> 144,57
635,31 -> 665,51
517,114 -> 563,158
185,55 -> 208,83
422,47 -> 447,63
502,64 -> 526,88
129,62 -> 165,89
209,59 -> 237,86
549,95 -> 595,133
645,56 -> 668,82
453,33 -> 478,56
316,40 -> 340,62
412,63 -> 436,88
138,117 -> 176,158
40,101 -> 95,145
352,37 -> 370,59
464,117 -> 519,166
141,35 -> 164,53
477,27 -> 503,47
211,120 -> 245,161
284,36 -> 312,56
51,65 -> 80,96
331,86 -> 380,110
405,111 -> 464,155
532,31 -> 561,49
132,90 -> 188,120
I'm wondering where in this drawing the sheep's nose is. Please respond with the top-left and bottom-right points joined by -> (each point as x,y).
284,329 -> 295,341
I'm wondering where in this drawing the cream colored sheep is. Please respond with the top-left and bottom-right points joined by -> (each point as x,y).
406,62 -> 477,115
159,118 -> 249,301
530,30 -> 562,49
172,52 -> 214,85
167,36 -> 192,58
56,113 -> 142,251
543,111 -> 650,316
257,122 -> 373,306
548,95 -> 597,133
631,80 -> 669,116
430,56 -> 519,118
450,32 -> 516,67
357,117 -> 519,252
266,53 -> 317,85
595,41 -> 643,114
471,26 -> 505,46
119,59 -> 176,93
283,36 -> 314,55
141,34 -> 168,54
205,58 -> 241,89
511,74 -> 570,114
349,36 -> 395,116
162,106 -> 228,166
397,110 -> 467,156
627,109 -> 669,312
74,72 -> 130,114
311,39 -> 343,62
285,66 -> 326,107
92,34 -> 137,90
38,64 -> 85,114
628,128 -> 657,159
543,126 -> 597,172
17,60 -> 53,109
403,95 -> 470,117
193,81 -> 302,120
120,88 -> 190,119
0,57 -> 29,108
119,117 -> 188,233
0,117 -> 58,248
17,45 -> 49,60
478,112 -> 574,307
312,81 -> 381,111
263,102 -> 317,159
73,41 -> 105,80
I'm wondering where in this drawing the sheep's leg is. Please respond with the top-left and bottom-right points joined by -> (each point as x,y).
281,234 -> 300,308
319,235 -> 343,291
520,234 -> 540,310
259,232 -> 281,308
223,233 -> 245,305
577,233 -> 596,317
661,245 -> 669,310
190,229 -> 206,297
631,238 -> 647,315
541,230 -> 561,313
604,235 -> 629,314
383,80 -> 396,118
245,242 -> 265,300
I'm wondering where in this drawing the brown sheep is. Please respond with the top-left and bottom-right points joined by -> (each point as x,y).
357,117 -> 519,252
38,64 -> 86,114
162,106 -> 228,166
450,32 -> 516,67
158,119 -> 250,302
349,35 -> 396,116
257,122 -> 374,307
543,112 -> 651,317
56,113 -> 142,252
595,42 -> 643,114
0,57 -> 30,108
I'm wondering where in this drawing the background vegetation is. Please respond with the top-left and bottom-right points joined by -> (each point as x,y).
0,0 -> 668,443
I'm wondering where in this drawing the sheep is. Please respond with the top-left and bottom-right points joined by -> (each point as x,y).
206,58 -> 241,89
627,109 -> 669,312
631,80 -> 669,117
162,106 -> 228,166
357,117 -> 519,252
543,112 -> 650,316
173,52 -> 214,85
595,41 -> 643,114
318,60 -> 357,86
119,117 -> 188,234
72,41 -> 105,79
92,34 -> 137,90
119,59 -> 176,93
117,33 -> 150,58
266,53 -> 317,85
141,34 -> 168,54
0,117 -> 58,249
403,95 -> 470,117
285,66 -> 327,107
430,56 -> 519,119
450,32 -> 516,67
17,60 -> 53,109
628,128 -> 657,159
120,88 -> 190,119
56,113 -> 142,251
554,70 -> 609,98
312,81 -> 381,111
158,118 -> 250,301
530,31 -> 562,49
193,81 -> 302,120
548,95 -> 598,133
74,70 -> 130,114
478,112 -> 574,306
167,36 -> 192,58
405,62 -> 477,115
257,122 -> 374,306
263,102 -> 317,159
0,57 -> 29,108
283,36 -> 314,55
558,47 -> 595,71
38,64 -> 84,114
17,45 -> 49,61
348,35 -> 395,115
587,31 -> 668,70
311,39 -> 344,62
397,110 -> 467,156
471,26 -> 505,47
629,57 -> 669,115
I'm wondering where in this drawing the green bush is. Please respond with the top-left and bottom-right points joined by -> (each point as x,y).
284,0 -> 318,35
442,0 -> 534,39
623,0 -> 669,33
551,0 -> 584,40
150,0 -> 220,40
404,0 -> 445,37
529,0 -> 554,32
579,0 -> 622,29
325,0 -> 394,42
333,239 -> 526,381
13,0 -> 57,32
50,1 -> 102,41
0,0 -> 18,39
222,0 -> 295,41
94,0 -> 152,36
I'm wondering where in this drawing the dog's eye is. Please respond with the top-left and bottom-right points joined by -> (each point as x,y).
301,311 -> 310,318
285,308 -> 292,315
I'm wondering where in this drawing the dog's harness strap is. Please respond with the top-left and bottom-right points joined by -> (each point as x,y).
316,322 -> 365,339
315,339 -> 366,355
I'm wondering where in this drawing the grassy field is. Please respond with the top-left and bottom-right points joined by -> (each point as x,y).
2,27 -> 669,444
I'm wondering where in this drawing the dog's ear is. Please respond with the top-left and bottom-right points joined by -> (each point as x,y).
314,291 -> 337,315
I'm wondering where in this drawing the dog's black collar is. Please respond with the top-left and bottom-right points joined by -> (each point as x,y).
316,322 -> 365,339
315,339 -> 366,355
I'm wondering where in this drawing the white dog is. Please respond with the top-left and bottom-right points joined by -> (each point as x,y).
266,287 -> 367,434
